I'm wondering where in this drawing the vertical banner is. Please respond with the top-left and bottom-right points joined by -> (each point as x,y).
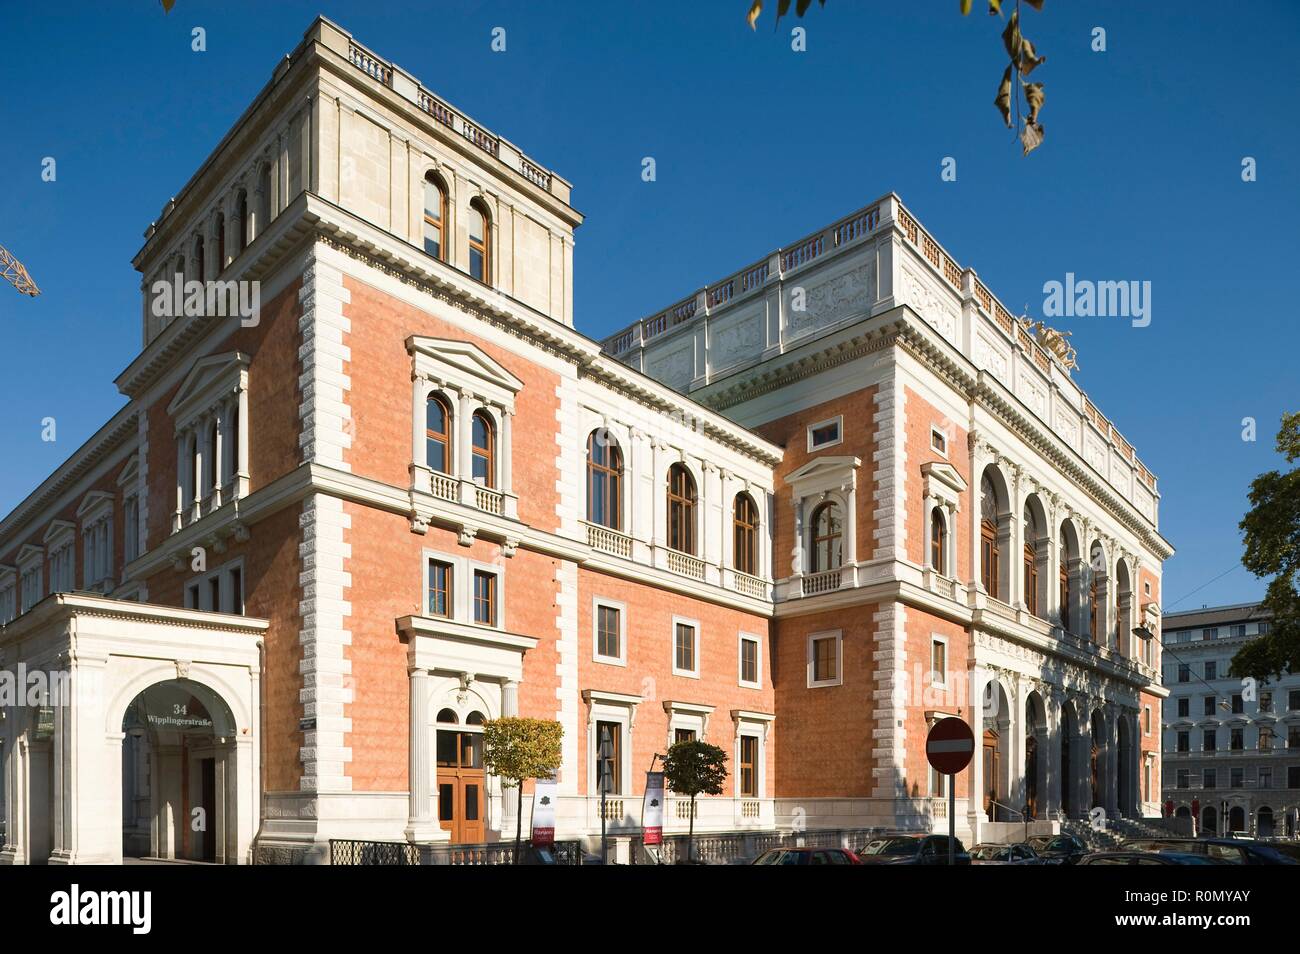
531,779 -> 557,848
643,771 -> 665,846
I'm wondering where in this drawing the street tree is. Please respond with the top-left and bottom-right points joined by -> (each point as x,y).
481,717 -> 564,863
661,739 -> 729,863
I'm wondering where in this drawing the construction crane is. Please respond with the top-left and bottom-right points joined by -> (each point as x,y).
1,243 -> 40,296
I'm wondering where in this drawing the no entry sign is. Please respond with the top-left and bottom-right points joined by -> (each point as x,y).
926,716 -> 974,775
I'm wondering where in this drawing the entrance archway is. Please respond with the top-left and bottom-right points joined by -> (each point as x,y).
1090,710 -> 1104,810
1116,716 -> 1132,817
1228,806 -> 1245,834
1060,706 -> 1074,817
435,708 -> 487,844
1257,807 -> 1275,838
120,679 -> 237,863
1024,691 -> 1048,819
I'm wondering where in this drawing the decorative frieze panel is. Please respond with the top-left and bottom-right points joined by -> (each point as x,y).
786,260 -> 875,337
1017,369 -> 1048,419
974,333 -> 1010,384
646,342 -> 693,391
901,264 -> 958,346
708,303 -> 764,372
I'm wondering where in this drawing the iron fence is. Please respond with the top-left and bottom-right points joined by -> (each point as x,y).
329,838 -> 582,866
630,826 -> 902,865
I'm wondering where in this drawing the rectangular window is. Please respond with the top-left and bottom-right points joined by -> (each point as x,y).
1203,729 -> 1217,752
1177,697 -> 1189,718
1231,693 -> 1244,714
1176,770 -> 1189,790
1231,728 -> 1244,751
807,417 -> 842,451
228,566 -> 244,614
595,721 -> 622,796
1143,706 -> 1151,734
739,635 -> 760,687
739,735 -> 758,798
124,496 -> 140,565
185,582 -> 200,610
427,559 -> 453,618
1230,767 -> 1244,788
1290,690 -> 1300,711
1203,769 -> 1216,789
1260,727 -> 1273,752
596,604 -> 621,661
673,621 -> 698,676
208,576 -> 221,612
674,728 -> 697,745
1260,767 -> 1271,789
809,633 -> 840,687
930,638 -> 948,688
1176,731 -> 1189,752
1291,767 -> 1300,790
1204,628 -> 1218,640
1203,696 -> 1216,716
1204,660 -> 1218,680
1178,664 -> 1190,683
473,570 -> 497,626
930,426 -> 948,456
1260,691 -> 1273,713
1230,624 -> 1247,637
1289,726 -> 1300,749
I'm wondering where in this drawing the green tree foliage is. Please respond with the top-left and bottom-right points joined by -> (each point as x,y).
1232,413 -> 1300,680
482,717 -> 564,862
661,739 -> 728,863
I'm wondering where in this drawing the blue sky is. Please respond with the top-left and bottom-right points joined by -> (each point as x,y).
1,0 -> 1296,610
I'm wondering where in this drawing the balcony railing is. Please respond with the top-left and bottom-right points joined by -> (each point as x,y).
801,568 -> 842,596
666,549 -> 706,581
475,485 -> 505,515
586,522 -> 633,558
430,471 -> 458,502
731,571 -> 767,599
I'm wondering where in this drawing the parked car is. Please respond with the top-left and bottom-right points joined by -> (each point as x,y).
1122,837 -> 1299,865
1027,834 -> 1089,865
751,847 -> 862,865
1077,850 -> 1227,865
856,834 -> 971,865
970,842 -> 1043,865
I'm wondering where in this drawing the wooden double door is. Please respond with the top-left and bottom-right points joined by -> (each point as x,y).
437,729 -> 486,843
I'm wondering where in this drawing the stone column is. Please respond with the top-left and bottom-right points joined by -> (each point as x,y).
1044,691 -> 1062,819
405,667 -> 436,842
212,405 -> 225,508
501,408 -> 514,494
502,679 -> 520,832
410,374 -> 430,481
457,390 -> 476,503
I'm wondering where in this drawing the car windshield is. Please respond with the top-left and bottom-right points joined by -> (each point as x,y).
1046,838 -> 1076,851
972,845 -> 1008,861
1027,836 -> 1051,850
755,850 -> 803,865
862,837 -> 920,856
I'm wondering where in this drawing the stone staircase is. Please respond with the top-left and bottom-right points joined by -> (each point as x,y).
1061,815 -> 1174,852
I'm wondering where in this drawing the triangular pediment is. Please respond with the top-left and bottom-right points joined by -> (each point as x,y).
921,460 -> 968,495
407,336 -> 524,396
167,351 -> 249,418
787,455 -> 860,484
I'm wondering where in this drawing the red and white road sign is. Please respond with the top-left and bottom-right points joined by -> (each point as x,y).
926,716 -> 974,775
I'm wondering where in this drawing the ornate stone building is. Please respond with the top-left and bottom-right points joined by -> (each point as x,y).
0,16 -> 1168,864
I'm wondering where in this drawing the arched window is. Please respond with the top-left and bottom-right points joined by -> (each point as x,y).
194,235 -> 206,283
471,411 -> 495,487
436,708 -> 459,724
666,463 -> 697,555
257,163 -> 273,236
930,507 -> 946,572
980,474 -> 1000,597
426,394 -> 452,473
468,199 -> 490,284
586,429 -> 623,530
733,493 -> 759,575
1060,552 -> 1072,633
235,190 -> 248,255
810,502 -> 843,573
205,420 -> 219,495
1023,507 -> 1038,617
423,173 -> 447,261
214,213 -> 226,274
466,711 -> 486,726
1089,546 -> 1102,641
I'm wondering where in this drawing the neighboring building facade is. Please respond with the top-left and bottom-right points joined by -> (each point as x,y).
0,16 -> 1169,865
1160,603 -> 1299,838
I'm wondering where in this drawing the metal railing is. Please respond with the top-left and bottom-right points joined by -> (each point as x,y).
630,826 -> 907,865
330,838 -> 582,866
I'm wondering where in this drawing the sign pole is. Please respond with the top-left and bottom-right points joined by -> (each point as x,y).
948,777 -> 956,866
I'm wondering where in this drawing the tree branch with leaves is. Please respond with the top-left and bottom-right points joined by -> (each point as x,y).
481,717 -> 564,863
747,0 -> 1050,155
1230,412 -> 1300,681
